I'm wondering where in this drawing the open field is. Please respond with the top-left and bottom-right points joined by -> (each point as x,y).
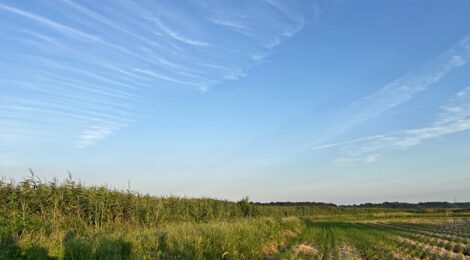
3,216 -> 470,259
2,1 -> 470,259
1,177 -> 470,259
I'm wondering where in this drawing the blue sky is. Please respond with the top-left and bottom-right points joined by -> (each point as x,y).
1,0 -> 470,204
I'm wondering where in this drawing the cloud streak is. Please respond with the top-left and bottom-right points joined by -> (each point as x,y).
77,125 -> 115,149
313,86 -> 470,163
308,35 -> 470,156
144,16 -> 210,47
346,40 -> 468,129
0,1 -> 313,148
0,4 -> 100,42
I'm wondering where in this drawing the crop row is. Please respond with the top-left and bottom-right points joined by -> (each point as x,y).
379,222 -> 470,244
368,223 -> 470,258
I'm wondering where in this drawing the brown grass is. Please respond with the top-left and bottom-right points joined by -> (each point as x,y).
293,243 -> 318,255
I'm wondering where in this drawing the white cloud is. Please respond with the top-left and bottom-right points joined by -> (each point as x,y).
308,35 -> 470,154
0,4 -> 100,42
311,135 -> 385,150
348,55 -> 467,128
342,36 -> 470,132
315,86 -> 470,163
77,125 -> 114,149
208,17 -> 255,36
0,1 -> 313,148
144,16 -> 210,47
133,68 -> 203,88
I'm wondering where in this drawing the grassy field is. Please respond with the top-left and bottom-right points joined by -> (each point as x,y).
1,176 -> 470,259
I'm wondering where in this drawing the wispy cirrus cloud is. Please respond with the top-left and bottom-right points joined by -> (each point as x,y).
0,4 -> 100,42
0,1 -> 315,148
313,85 -> 470,163
208,16 -> 256,37
309,34 -> 470,159
76,125 -> 116,149
143,16 -> 210,47
345,38 -> 468,130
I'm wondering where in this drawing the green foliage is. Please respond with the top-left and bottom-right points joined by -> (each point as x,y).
142,218 -> 298,259
237,196 -> 252,217
62,232 -> 131,260
0,177 -> 346,230
0,234 -> 55,260
1,176 -> 470,259
0,234 -> 22,259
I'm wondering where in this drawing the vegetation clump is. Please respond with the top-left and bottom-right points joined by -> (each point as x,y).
1,176 -> 470,259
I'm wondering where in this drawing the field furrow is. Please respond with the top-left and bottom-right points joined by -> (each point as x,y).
338,242 -> 361,260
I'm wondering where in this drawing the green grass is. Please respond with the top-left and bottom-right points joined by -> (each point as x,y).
1,217 -> 306,259
3,215 -> 470,260
2,176 -> 470,259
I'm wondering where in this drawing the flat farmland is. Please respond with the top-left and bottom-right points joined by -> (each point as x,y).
277,218 -> 470,260
2,216 -> 470,259
1,178 -> 469,259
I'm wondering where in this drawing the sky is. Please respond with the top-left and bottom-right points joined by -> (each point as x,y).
1,0 -> 470,204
